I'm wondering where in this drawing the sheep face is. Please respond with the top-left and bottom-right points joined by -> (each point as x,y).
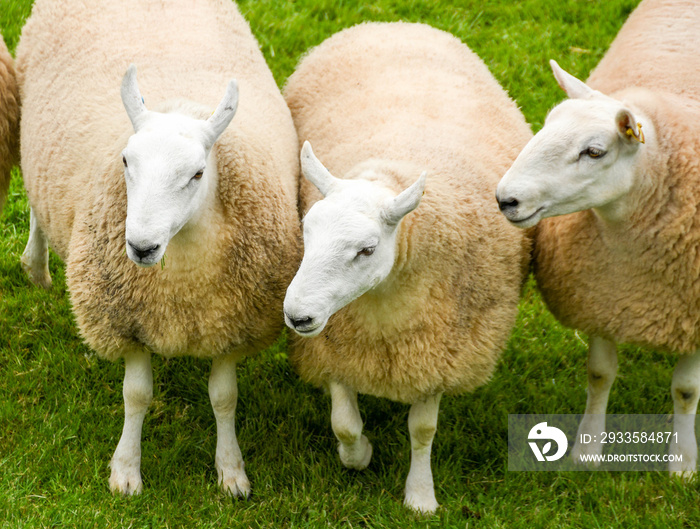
122,117 -> 213,266
120,65 -> 238,267
284,142 -> 425,337
496,61 -> 645,228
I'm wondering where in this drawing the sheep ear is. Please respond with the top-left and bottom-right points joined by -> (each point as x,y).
550,60 -> 593,99
300,141 -> 339,197
121,64 -> 148,131
204,79 -> 238,149
382,171 -> 427,226
616,108 -> 645,144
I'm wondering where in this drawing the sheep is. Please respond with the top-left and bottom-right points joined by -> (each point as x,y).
16,0 -> 300,496
495,0 -> 700,477
0,34 -> 19,215
283,22 -> 532,513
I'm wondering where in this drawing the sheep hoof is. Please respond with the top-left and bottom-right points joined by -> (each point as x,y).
670,469 -> 696,481
217,464 -> 251,498
20,256 -> 52,290
671,469 -> 697,481
571,441 -> 603,467
338,434 -> 372,470
669,456 -> 697,481
404,492 -> 439,514
108,462 -> 143,495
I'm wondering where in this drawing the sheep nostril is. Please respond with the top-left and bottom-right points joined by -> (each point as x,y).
128,242 -> 160,260
285,312 -> 315,329
291,316 -> 314,328
497,197 -> 519,212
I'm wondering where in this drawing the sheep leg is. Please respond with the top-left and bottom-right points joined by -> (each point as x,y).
209,354 -> 250,497
571,336 -> 617,465
404,393 -> 442,514
329,381 -> 372,469
669,350 -> 700,479
109,349 -> 152,495
21,207 -> 52,289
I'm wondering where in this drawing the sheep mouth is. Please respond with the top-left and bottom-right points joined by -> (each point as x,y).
509,207 -> 545,228
293,323 -> 325,338
295,328 -> 321,337
127,253 -> 163,268
131,257 -> 159,268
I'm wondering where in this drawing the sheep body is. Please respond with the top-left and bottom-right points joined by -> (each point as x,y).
534,0 -> 700,353
17,0 -> 300,361
495,0 -> 700,475
17,0 -> 300,496
587,0 -> 700,98
284,22 -> 531,403
0,35 -> 19,214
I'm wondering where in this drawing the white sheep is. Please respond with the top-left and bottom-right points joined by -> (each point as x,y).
0,35 -> 19,214
283,22 -> 532,513
496,0 -> 700,477
16,0 -> 300,495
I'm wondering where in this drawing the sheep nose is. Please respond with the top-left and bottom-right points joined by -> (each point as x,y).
128,241 -> 160,260
287,314 -> 314,329
497,196 -> 519,212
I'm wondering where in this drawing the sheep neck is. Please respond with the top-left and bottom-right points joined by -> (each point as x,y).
593,119 -> 657,227
353,212 -> 426,330
161,148 -> 224,273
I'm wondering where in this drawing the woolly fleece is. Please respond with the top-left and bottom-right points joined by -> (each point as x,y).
534,0 -> 700,352
284,22 -> 532,403
0,35 -> 19,214
587,0 -> 700,99
16,0 -> 300,360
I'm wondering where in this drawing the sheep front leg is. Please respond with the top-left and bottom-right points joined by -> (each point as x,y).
329,381 -> 372,469
109,349 -> 152,495
571,336 -> 617,465
21,207 -> 52,289
669,349 -> 700,479
209,354 -> 250,497
404,393 -> 442,514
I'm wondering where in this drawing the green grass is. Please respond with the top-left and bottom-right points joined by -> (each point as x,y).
4,0 -> 699,527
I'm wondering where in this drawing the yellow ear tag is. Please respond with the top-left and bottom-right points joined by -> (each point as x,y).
626,122 -> 645,144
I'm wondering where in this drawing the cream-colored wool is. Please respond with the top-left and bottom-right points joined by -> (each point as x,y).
284,22 -> 532,404
587,0 -> 700,99
16,0 -> 300,361
534,0 -> 700,353
0,35 -> 19,214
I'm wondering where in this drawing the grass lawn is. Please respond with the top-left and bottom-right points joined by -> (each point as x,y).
3,0 -> 698,527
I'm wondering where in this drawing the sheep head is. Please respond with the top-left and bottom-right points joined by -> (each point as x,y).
120,65 -> 238,267
495,60 -> 647,228
284,142 -> 426,337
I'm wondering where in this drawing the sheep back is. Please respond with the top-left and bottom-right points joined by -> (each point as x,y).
587,0 -> 700,99
284,22 -> 532,403
17,0 -> 300,360
0,35 -> 19,214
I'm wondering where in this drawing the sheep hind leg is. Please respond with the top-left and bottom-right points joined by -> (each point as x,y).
209,354 -> 250,497
571,336 -> 618,465
404,393 -> 442,514
20,207 -> 52,289
329,381 -> 372,469
669,350 -> 700,479
109,349 -> 152,495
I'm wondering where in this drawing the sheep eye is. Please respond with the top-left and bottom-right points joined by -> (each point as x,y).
122,156 -> 128,167
582,147 -> 606,159
357,246 -> 375,257
193,170 -> 204,180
